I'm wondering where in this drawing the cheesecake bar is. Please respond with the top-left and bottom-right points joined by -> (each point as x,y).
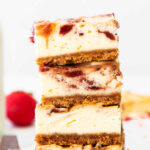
35,144 -> 123,150
33,13 -> 119,66
35,104 -> 122,145
40,61 -> 122,107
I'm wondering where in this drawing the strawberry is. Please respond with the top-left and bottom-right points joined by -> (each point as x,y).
124,116 -> 133,121
6,91 -> 36,126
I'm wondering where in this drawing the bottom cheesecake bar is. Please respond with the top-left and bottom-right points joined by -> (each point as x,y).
35,104 -> 122,145
35,144 -> 123,150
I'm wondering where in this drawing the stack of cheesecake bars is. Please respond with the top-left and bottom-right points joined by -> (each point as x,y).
33,13 -> 124,150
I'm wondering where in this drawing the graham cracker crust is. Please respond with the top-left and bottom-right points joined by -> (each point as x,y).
37,49 -> 119,66
35,133 -> 122,146
42,93 -> 121,107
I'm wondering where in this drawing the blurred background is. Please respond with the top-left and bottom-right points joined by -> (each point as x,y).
0,0 -> 150,149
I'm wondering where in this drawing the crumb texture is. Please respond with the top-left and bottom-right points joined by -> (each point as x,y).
42,94 -> 121,107
35,133 -> 122,146
37,49 -> 119,66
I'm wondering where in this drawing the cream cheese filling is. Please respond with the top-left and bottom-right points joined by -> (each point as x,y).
40,65 -> 122,97
36,104 -> 121,134
35,15 -> 118,57
35,33 -> 118,57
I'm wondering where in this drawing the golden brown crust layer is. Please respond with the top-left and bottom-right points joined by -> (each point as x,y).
35,133 -> 122,146
42,93 -> 121,107
37,49 -> 119,66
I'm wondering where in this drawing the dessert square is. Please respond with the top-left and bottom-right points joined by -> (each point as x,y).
35,104 -> 122,146
40,61 -> 122,107
33,13 -> 119,66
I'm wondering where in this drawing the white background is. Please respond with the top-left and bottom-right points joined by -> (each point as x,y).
1,0 -> 150,150
0,0 -> 150,98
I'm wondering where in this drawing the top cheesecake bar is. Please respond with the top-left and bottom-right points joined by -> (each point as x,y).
33,13 -> 119,66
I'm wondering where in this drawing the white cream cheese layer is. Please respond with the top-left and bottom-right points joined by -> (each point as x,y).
36,105 -> 121,135
34,14 -> 118,58
40,62 -> 122,97
41,72 -> 121,97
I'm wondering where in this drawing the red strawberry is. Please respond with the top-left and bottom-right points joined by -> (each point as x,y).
6,91 -> 36,126
124,116 -> 132,121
